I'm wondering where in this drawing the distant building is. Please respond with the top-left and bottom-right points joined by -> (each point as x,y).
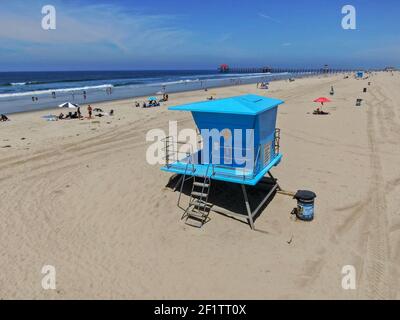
261,66 -> 272,73
219,64 -> 230,73
356,71 -> 364,78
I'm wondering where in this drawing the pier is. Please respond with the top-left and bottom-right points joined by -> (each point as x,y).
218,64 -> 385,74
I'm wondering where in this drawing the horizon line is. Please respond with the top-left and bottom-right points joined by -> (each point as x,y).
0,65 -> 396,73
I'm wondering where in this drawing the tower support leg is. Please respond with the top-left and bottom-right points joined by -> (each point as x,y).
241,172 -> 279,230
241,185 -> 255,230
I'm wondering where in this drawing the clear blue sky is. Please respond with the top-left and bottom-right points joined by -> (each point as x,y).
0,0 -> 399,71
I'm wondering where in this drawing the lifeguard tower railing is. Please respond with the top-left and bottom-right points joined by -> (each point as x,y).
162,128 -> 281,186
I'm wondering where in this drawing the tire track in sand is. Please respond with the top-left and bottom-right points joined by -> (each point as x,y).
358,84 -> 392,299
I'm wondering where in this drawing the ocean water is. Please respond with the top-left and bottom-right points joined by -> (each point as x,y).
0,70 -> 304,114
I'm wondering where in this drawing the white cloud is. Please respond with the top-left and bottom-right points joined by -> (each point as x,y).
258,13 -> 281,24
0,1 -> 192,57
217,33 -> 233,43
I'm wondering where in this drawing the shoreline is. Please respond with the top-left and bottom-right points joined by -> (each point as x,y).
4,72 -> 340,116
4,79 -> 284,116
1,71 -> 337,115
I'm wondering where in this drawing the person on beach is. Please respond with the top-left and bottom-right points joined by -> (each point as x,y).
87,105 -> 92,119
58,112 -> 65,120
77,107 -> 81,119
313,107 -> 329,115
1,114 -> 10,121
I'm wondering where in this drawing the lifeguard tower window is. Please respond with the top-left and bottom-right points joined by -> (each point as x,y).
263,142 -> 272,167
221,128 -> 233,164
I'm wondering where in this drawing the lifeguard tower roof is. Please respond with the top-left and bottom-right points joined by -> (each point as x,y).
169,94 -> 283,115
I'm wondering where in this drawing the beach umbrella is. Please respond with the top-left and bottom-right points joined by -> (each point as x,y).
313,97 -> 331,107
313,97 -> 331,103
59,102 -> 80,109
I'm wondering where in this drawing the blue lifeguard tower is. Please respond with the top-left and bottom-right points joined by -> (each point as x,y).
162,94 -> 284,229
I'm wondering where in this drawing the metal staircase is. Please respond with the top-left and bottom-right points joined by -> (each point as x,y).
182,165 -> 212,228
163,135 -> 213,228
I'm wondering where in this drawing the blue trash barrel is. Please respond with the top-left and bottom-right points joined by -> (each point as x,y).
293,190 -> 317,221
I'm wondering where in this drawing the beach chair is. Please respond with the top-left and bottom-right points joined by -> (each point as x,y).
1,114 -> 10,121
313,109 -> 329,115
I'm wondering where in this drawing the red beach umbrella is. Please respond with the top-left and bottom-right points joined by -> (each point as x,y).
313,97 -> 331,108
313,97 -> 331,103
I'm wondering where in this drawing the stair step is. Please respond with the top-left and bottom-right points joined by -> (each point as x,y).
190,208 -> 207,216
188,210 -> 206,220
192,200 -> 209,209
191,191 -> 208,198
193,181 -> 210,188
185,216 -> 204,228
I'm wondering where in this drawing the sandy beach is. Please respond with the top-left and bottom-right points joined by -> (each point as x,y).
1,72 -> 399,299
